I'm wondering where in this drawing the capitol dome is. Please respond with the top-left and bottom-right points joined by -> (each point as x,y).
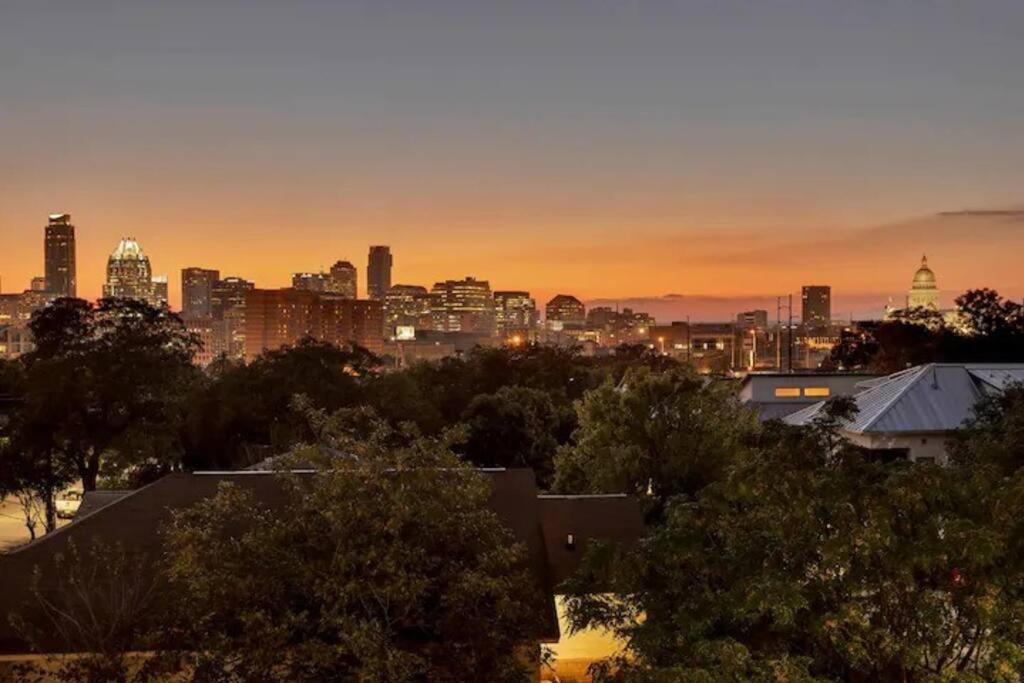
911,254 -> 936,290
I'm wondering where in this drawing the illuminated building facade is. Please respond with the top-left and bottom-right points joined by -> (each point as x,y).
367,246 -> 392,300
151,276 -> 169,308
907,255 -> 941,310
327,260 -> 358,298
44,213 -> 76,297
383,284 -> 432,338
244,288 -> 384,359
429,277 -> 496,335
292,271 -> 329,292
493,291 -> 538,340
211,276 -> 254,320
545,294 -> 586,330
736,309 -> 769,329
181,267 -> 220,319
103,237 -> 165,305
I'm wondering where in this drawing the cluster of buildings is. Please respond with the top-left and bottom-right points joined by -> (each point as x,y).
2,214 -> 951,372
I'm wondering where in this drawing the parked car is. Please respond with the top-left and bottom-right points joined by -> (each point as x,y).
55,489 -> 83,520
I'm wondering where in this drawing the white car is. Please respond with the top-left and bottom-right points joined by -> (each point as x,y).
55,490 -> 83,520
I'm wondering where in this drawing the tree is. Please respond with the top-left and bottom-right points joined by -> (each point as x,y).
160,411 -> 545,681
182,338 -> 380,470
11,541 -> 166,683
826,289 -> 1024,373
0,359 -> 77,534
955,288 -> 1024,338
562,395 -> 1024,681
459,385 -> 575,488
14,297 -> 200,491
553,367 -> 757,518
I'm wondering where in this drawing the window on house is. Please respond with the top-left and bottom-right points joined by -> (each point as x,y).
804,387 -> 830,397
774,387 -> 801,397
565,533 -> 576,551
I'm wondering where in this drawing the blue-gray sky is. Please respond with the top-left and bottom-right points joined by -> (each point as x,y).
2,0 -> 1022,314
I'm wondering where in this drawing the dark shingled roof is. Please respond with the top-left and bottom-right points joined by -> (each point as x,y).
0,469 -> 642,653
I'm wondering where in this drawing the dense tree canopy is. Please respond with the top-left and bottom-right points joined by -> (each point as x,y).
827,288 -> 1024,373
562,392 -> 1024,682
15,411 -> 546,682
553,367 -> 756,517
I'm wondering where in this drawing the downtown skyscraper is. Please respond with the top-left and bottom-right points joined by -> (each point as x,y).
181,267 -> 220,319
44,213 -> 76,297
367,246 -> 392,300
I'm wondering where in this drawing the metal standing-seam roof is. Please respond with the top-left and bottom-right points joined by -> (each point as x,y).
785,363 -> 1024,434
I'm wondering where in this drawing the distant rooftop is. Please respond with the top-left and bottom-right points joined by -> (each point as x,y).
785,363 -> 1024,434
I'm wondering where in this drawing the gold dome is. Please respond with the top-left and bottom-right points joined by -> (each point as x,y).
911,254 -> 936,290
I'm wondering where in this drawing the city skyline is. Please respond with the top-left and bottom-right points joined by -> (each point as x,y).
2,2 -> 1023,319
1,207 -> 1021,321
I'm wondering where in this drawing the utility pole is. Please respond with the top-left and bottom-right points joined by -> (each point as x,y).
776,297 -> 781,370
788,293 -> 794,373
776,295 -> 794,373
686,315 -> 691,364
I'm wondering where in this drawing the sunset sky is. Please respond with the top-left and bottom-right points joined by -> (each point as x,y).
2,1 -> 1022,319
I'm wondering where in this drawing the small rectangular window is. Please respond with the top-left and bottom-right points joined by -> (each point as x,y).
565,533 -> 576,551
803,387 -> 830,397
774,387 -> 801,397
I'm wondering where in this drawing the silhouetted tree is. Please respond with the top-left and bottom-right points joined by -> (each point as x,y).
458,385 -> 575,487
9,297 -> 200,491
182,338 -> 380,469
826,288 -> 1024,373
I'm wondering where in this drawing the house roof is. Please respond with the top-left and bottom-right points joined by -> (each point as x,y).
0,469 -> 642,654
785,363 -> 1024,434
72,490 -> 132,519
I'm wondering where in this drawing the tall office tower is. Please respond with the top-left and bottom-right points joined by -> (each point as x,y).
210,276 -> 255,319
103,237 -> 155,303
181,267 -> 220,318
151,276 -> 169,308
327,260 -> 358,298
801,286 -> 831,329
493,291 -> 538,339
44,213 -> 76,297
545,294 -> 586,329
367,246 -> 392,300
292,272 -> 329,292
429,277 -> 496,335
383,284 -> 432,337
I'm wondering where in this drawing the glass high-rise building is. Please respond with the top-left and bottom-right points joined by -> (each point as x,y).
181,267 -> 220,318
327,260 -> 358,298
211,276 -> 255,319
383,284 -> 432,336
103,237 -> 154,303
430,277 -> 496,335
44,213 -> 76,297
493,291 -> 538,339
367,246 -> 392,300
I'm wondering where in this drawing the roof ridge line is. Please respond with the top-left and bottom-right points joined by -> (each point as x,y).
859,364 -> 931,433
2,474 -> 185,556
